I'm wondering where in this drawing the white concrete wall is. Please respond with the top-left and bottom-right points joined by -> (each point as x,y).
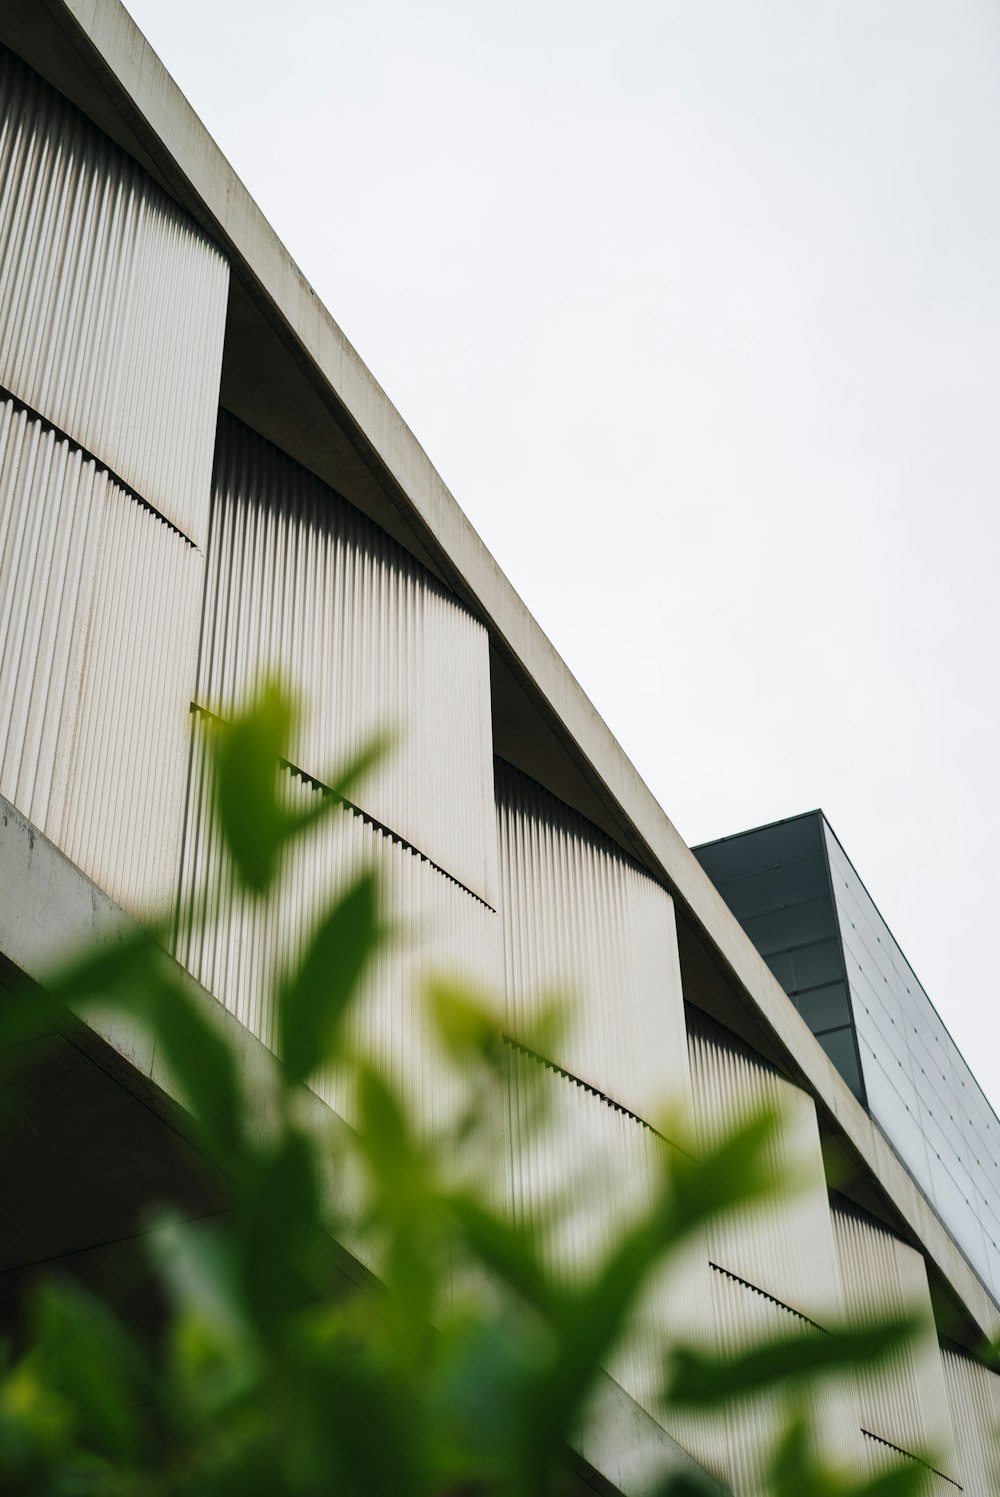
175,709 -> 500,1137
832,1202 -> 960,1485
200,415 -> 498,905
686,1008 -> 845,1328
0,48 -> 228,546
0,391 -> 202,915
0,49 -> 227,916
495,761 -> 690,1123
941,1345 -> 1000,1497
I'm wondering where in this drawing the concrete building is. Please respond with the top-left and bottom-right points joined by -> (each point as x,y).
0,4 -> 998,1491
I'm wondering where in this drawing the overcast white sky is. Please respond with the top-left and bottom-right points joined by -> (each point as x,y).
126,1 -> 1000,1108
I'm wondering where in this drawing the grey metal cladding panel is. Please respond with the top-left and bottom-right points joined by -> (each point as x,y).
693,813 -> 823,884
0,48 -> 228,545
685,1010 -> 845,1328
175,710 -> 500,1138
494,762 -> 690,1126
0,396 -> 202,914
199,416 -> 498,904
831,1204 -> 959,1477
941,1348 -> 1000,1496
825,825 -> 1000,1305
708,854 -> 831,923
739,895 -> 837,958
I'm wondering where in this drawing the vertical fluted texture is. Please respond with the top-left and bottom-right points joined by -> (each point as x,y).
494,762 -> 690,1125
940,1345 -> 1000,1496
0,396 -> 202,911
685,1008 -> 845,1327
198,415 -> 497,903
694,1267 -> 868,1495
501,1045 -> 707,1429
175,710 -> 501,1136
0,46 -> 228,545
831,1203 -> 959,1479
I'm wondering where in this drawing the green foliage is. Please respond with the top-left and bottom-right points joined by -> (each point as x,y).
664,1313 -> 922,1409
0,689 -> 946,1496
279,872 -> 380,1084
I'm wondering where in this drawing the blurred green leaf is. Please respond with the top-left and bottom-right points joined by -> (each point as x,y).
666,1109 -> 785,1243
430,983 -> 503,1069
444,1195 -> 558,1318
520,1220 -> 660,1480
210,683 -> 389,896
241,1128 -> 325,1335
320,731 -> 395,811
356,1064 -> 421,1207
1,925 -> 163,1100
653,1474 -> 727,1497
511,1109 -> 791,1488
278,872 -> 380,1084
766,1415 -> 932,1497
152,974 -> 247,1168
428,1312 -> 550,1492
212,680 -> 297,893
147,1212 -> 261,1417
856,1468 -> 934,1497
664,1312 -> 921,1408
291,1349 -> 427,1497
45,925 -> 165,1008
29,1280 -> 148,1463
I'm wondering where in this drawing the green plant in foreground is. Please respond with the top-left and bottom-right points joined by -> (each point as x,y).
0,686 -> 943,1495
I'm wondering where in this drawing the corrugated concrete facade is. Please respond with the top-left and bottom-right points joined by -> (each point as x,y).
941,1346 -> 1000,1496
0,47 -> 227,914
201,416 -> 497,904
176,708 -> 499,1137
0,395 -> 202,910
832,1202 -> 962,1487
0,48 -> 228,545
495,762 -> 689,1122
687,1008 -> 845,1328
2,26 -> 999,1497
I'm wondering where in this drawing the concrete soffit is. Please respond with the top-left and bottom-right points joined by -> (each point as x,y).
3,0 -> 998,1346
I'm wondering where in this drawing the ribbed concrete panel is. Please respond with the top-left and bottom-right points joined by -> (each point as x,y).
0,396 -> 201,912
941,1346 -> 1000,1496
199,416 -> 497,903
0,399 -> 101,815
502,1045 -> 707,1427
686,1010 -> 844,1326
831,1204 -> 959,1479
860,1433 -> 957,1496
0,48 -> 228,545
495,763 -> 689,1125
175,711 -> 500,1136
683,1267 -> 867,1497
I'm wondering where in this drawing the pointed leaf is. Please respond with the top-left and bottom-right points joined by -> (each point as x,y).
241,1128 -> 325,1333
30,1280 -> 149,1461
665,1313 -> 920,1408
278,872 -> 380,1083
212,681 -> 297,893
320,731 -> 395,810
152,975 -> 246,1166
